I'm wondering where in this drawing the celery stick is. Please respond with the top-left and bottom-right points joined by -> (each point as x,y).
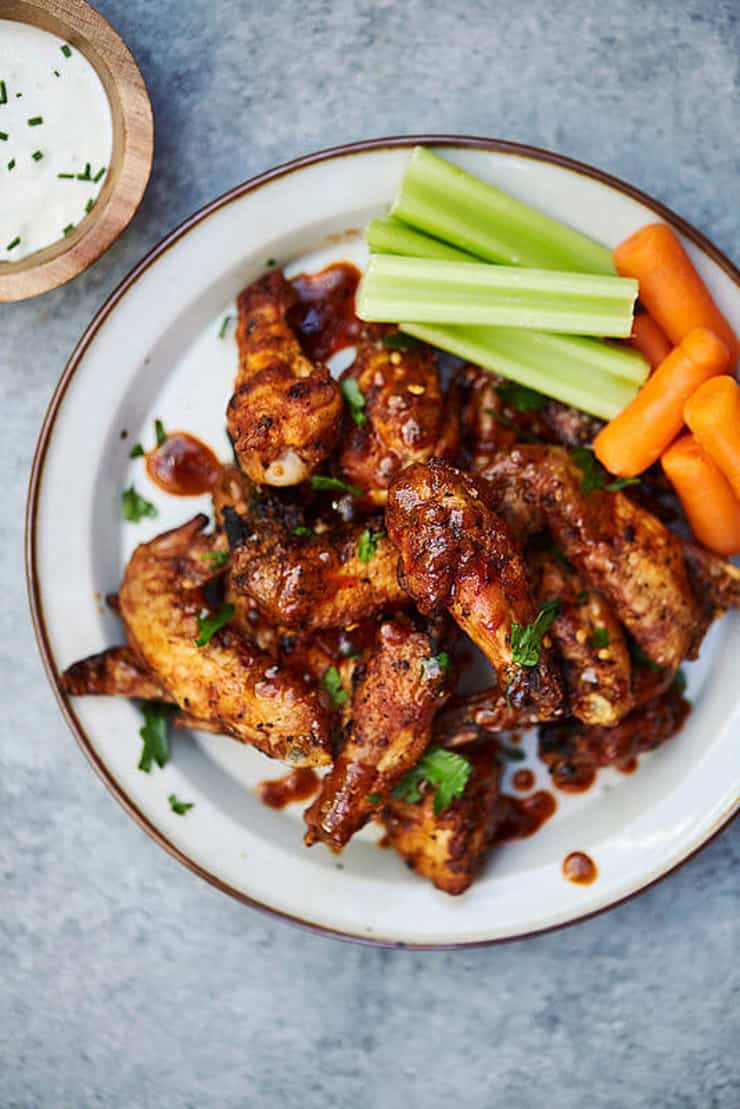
356,256 -> 637,337
391,147 -> 615,275
400,322 -> 639,420
366,216 -> 474,262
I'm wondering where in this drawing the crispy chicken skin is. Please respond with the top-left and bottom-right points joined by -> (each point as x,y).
434,688 -> 561,746
118,514 -> 333,766
386,459 -> 564,716
481,446 -> 700,670
381,741 -> 502,895
338,332 -> 448,501
530,548 -> 633,726
225,489 -> 408,632
62,646 -> 169,701
227,270 -> 342,486
539,682 -> 690,779
303,619 -> 449,850
683,542 -> 740,613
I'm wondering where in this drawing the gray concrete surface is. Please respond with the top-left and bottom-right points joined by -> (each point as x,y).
2,1 -> 739,1106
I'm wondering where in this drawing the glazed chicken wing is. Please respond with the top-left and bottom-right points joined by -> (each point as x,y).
226,270 -> 342,485
62,645 -> 169,701
530,547 -> 633,725
380,741 -> 502,895
433,688 -> 561,747
338,331 -> 450,501
481,446 -> 701,670
303,618 -> 449,850
118,514 -> 333,766
386,459 -> 564,716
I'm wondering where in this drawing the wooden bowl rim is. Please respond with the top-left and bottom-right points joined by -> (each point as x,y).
0,0 -> 153,302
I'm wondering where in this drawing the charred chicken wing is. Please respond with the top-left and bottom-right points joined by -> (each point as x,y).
227,270 -> 342,485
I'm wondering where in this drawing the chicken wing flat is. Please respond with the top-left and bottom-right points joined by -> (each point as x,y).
386,459 -> 564,716
433,688 -> 561,746
227,270 -> 342,485
682,542 -> 740,613
338,331 -> 448,501
62,646 -> 169,701
118,514 -> 333,766
539,682 -> 690,780
225,487 -> 408,632
481,446 -> 700,670
380,741 -> 502,895
530,547 -> 633,726
303,618 -> 449,850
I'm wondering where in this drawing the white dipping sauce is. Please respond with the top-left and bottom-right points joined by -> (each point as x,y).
0,20 -> 113,262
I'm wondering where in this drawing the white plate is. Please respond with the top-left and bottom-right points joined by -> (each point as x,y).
27,137 -> 740,947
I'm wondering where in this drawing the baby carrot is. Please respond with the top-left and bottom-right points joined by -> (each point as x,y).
627,313 -> 672,369
614,223 -> 738,367
661,434 -> 740,556
684,375 -> 740,501
593,327 -> 729,477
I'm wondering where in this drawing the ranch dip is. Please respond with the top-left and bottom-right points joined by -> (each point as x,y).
0,19 -> 113,262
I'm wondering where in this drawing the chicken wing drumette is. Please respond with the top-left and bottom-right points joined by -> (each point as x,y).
304,618 -> 450,850
117,514 -> 333,766
227,270 -> 343,485
386,459 -> 564,717
380,740 -> 503,895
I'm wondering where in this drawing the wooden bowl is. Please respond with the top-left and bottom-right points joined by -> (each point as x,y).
0,0 -> 153,301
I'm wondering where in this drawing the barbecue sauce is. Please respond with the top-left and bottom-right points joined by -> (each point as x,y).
562,851 -> 598,884
492,791 -> 557,843
289,262 -> 362,361
146,433 -> 222,496
256,768 -> 320,809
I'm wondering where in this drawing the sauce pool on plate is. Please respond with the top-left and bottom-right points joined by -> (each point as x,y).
145,432 -> 222,496
256,768 -> 320,810
562,851 -> 598,884
0,20 -> 112,262
289,262 -> 363,361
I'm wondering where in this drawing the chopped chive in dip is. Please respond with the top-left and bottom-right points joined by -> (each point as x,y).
154,418 -> 167,446
53,69 -> 60,78
27,115 -> 43,126
0,81 -> 6,105
57,171 -> 74,178
92,165 -> 106,182
6,236 -> 21,251
218,314 -> 233,339
61,44 -> 72,57
77,162 -> 91,180
85,197 -> 94,213
62,223 -> 75,235
7,159 -> 15,171
31,149 -> 43,161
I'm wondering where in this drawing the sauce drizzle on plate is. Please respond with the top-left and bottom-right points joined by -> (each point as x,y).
256,768 -> 320,810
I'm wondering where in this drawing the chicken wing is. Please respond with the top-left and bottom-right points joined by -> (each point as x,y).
118,514 -> 333,766
380,741 -> 502,895
538,682 -> 690,780
303,618 -> 449,850
62,646 -> 169,701
433,688 -> 561,747
481,446 -> 700,670
530,547 -> 633,725
226,270 -> 342,485
338,331 -> 448,501
386,459 -> 564,716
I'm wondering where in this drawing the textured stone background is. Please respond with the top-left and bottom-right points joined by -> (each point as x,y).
2,1 -> 739,1106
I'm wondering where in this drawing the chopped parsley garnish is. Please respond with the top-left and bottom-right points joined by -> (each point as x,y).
340,377 -> 366,426
63,223 -> 75,236
168,794 -> 194,815
573,446 -> 639,494
510,599 -> 560,667
420,651 -> 450,681
496,382 -> 548,411
154,418 -> 167,446
628,641 -> 662,672
85,197 -> 94,213
0,132 -> 7,141
194,602 -> 235,647
6,236 -> 20,251
77,162 -> 92,181
200,549 -> 230,568
357,527 -> 384,562
53,69 -> 60,78
121,484 -> 157,522
367,793 -> 383,805
27,116 -> 43,126
498,743 -> 526,762
57,172 -> 74,178
392,746 -> 472,815
292,525 -> 314,538
673,669 -> 687,695
93,166 -> 106,183
0,81 -> 6,105
129,442 -> 144,459
61,44 -> 72,57
322,665 -> 348,706
218,314 -> 234,339
31,149 -> 43,161
382,332 -> 419,350
138,704 -> 172,772
590,627 -> 609,650
310,475 -> 362,496
7,159 -> 15,171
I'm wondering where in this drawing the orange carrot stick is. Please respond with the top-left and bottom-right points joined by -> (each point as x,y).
614,223 -> 738,367
661,434 -> 740,556
627,313 -> 672,369
593,327 -> 729,477
684,374 -> 740,501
